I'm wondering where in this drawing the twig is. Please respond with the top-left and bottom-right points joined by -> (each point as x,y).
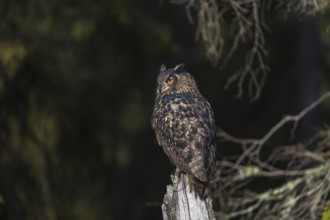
212,91 -> 330,219
170,0 -> 330,101
219,91 -> 330,149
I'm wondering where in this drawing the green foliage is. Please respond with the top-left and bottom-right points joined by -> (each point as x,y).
323,200 -> 330,220
0,194 -> 4,205
0,0 -> 179,219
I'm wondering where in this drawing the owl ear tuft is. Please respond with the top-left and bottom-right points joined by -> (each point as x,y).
160,64 -> 167,72
174,63 -> 185,72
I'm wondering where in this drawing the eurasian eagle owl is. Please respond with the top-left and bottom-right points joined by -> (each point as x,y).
151,63 -> 216,196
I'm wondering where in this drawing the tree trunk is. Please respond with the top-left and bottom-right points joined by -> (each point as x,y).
162,172 -> 215,220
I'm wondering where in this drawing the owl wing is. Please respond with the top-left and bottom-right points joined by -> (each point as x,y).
187,95 -> 216,182
152,93 -> 216,182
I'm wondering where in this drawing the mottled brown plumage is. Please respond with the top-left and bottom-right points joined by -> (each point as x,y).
151,63 -> 216,196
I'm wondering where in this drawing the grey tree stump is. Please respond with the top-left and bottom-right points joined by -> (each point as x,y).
162,172 -> 215,220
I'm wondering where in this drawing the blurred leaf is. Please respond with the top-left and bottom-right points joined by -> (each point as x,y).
119,90 -> 148,134
71,19 -> 96,41
0,194 -> 4,205
116,141 -> 131,170
0,41 -> 26,77
322,200 -> 330,220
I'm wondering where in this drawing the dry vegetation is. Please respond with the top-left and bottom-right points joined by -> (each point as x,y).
212,92 -> 330,219
171,0 -> 330,100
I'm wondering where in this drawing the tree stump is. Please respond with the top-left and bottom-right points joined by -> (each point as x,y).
162,172 -> 215,220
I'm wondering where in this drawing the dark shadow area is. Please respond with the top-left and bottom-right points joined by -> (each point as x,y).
0,1 -> 330,220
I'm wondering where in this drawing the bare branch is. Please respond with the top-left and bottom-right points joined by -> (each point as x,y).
212,91 -> 330,219
170,0 -> 330,100
219,91 -> 330,147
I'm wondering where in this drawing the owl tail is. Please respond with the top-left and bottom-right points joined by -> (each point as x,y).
186,174 -> 207,199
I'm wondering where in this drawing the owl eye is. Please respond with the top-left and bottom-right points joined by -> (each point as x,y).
166,77 -> 174,84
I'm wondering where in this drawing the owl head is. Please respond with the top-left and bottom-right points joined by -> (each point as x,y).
156,63 -> 199,95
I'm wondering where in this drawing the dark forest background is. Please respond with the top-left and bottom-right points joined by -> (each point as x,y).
1,0 -> 330,220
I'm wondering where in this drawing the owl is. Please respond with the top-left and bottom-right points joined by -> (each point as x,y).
151,63 -> 216,196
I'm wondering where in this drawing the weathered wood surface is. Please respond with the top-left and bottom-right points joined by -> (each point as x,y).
162,173 -> 215,220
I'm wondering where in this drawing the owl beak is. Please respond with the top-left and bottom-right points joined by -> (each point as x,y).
157,82 -> 169,94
